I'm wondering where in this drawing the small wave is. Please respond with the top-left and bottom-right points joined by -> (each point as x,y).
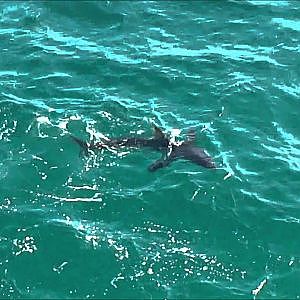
273,83 -> 300,98
247,0 -> 290,7
272,18 -> 300,32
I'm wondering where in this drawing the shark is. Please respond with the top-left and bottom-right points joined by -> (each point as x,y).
71,125 -> 216,171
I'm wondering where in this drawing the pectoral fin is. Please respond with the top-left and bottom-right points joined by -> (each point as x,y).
148,157 -> 172,172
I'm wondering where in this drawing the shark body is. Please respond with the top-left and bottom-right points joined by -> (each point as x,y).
71,126 -> 215,171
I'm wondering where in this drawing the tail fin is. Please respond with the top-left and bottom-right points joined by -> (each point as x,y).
70,135 -> 89,156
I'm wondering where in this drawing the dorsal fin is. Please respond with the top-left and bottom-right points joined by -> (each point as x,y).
153,125 -> 165,139
186,128 -> 196,144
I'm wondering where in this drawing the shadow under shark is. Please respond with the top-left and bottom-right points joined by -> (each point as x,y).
71,125 -> 216,172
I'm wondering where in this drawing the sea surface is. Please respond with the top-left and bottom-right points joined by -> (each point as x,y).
0,1 -> 300,299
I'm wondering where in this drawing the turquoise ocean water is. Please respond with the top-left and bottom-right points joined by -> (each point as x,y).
1,1 -> 300,298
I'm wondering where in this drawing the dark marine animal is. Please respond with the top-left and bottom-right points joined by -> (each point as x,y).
71,126 -> 215,172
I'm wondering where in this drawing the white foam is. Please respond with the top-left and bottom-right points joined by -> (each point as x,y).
36,116 -> 51,125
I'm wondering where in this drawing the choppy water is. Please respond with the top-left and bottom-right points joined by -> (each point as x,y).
1,1 -> 300,298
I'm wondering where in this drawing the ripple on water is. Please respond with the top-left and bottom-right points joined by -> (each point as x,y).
47,217 -> 248,297
0,1 -> 300,298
